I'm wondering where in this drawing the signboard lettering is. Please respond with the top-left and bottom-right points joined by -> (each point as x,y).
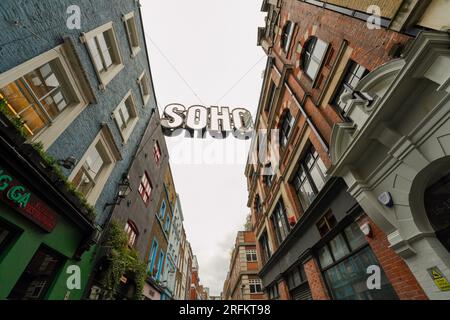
161,104 -> 253,139
0,167 -> 57,232
427,266 -> 450,291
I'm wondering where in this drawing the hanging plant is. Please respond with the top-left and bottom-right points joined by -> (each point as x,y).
99,220 -> 146,300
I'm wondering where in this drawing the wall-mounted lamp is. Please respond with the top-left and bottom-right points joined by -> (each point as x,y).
57,156 -> 78,170
104,174 -> 132,209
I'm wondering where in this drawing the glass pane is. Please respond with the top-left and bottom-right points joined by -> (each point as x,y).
87,37 -> 104,72
85,143 -> 105,180
310,165 -> 326,191
8,246 -> 62,300
329,234 -> 350,261
318,245 -> 333,268
313,39 -> 328,60
345,223 -> 367,251
72,167 -> 95,196
98,32 -> 113,68
324,246 -> 398,300
298,179 -> 315,209
306,60 -> 319,80
0,81 -> 48,136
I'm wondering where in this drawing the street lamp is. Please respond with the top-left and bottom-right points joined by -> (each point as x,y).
104,174 -> 132,208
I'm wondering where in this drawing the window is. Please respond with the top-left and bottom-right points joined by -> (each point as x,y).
153,141 -> 162,164
124,220 -> 138,247
263,172 -> 274,189
316,211 -> 337,237
70,127 -> 119,204
285,264 -> 312,300
270,200 -> 291,246
156,251 -> 165,280
301,37 -> 328,82
164,215 -> 171,234
292,146 -> 327,210
279,110 -> 295,148
0,46 -> 87,149
254,195 -> 263,217
112,91 -> 138,142
123,12 -> 141,57
138,71 -> 150,105
246,249 -> 258,262
259,231 -> 272,264
81,22 -> 124,88
159,200 -> 167,220
267,283 -> 279,300
265,82 -> 276,112
318,222 -> 397,300
148,239 -> 158,275
138,172 -> 152,205
8,246 -> 64,300
333,60 -> 369,113
249,279 -> 263,293
281,21 -> 294,53
0,220 -> 20,257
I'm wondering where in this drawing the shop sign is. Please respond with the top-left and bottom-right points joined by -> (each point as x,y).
0,166 -> 56,232
161,104 -> 253,139
427,266 -> 450,291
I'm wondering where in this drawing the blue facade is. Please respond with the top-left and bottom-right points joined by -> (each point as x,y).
0,0 -> 157,225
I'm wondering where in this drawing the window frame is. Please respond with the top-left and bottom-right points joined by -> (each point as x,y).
138,172 -> 152,205
270,200 -> 291,246
301,37 -> 329,83
281,21 -> 295,54
137,71 -> 150,106
153,141 -> 162,164
246,249 -> 258,262
122,11 -> 141,58
291,146 -> 328,211
279,109 -> 295,148
80,21 -> 124,89
164,214 -> 171,234
249,279 -> 263,294
332,60 -> 369,114
124,220 -> 139,248
112,90 -> 139,143
148,239 -> 159,275
259,231 -> 272,264
0,45 -> 89,150
68,126 -> 121,205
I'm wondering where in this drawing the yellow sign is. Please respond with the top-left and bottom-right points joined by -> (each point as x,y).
427,267 -> 450,291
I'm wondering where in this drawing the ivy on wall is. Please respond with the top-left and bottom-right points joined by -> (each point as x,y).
99,220 -> 146,300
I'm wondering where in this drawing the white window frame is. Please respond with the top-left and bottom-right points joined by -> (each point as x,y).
249,279 -> 263,293
80,22 -> 124,89
111,90 -> 139,143
0,45 -> 89,150
302,37 -> 329,83
281,21 -> 295,53
137,71 -> 150,106
68,126 -> 120,205
122,11 -> 141,58
246,249 -> 258,262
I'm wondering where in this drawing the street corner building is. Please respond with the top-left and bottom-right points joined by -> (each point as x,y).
0,0 -> 161,299
222,227 -> 265,300
245,0 -> 450,300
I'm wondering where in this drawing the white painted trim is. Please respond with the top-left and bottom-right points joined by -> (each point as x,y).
122,11 -> 141,58
0,45 -> 89,150
137,71 -> 150,106
68,126 -> 120,205
112,90 -> 139,143
80,21 -> 124,88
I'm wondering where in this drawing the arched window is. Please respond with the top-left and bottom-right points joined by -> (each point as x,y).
124,220 -> 139,247
281,21 -> 294,53
301,36 -> 329,82
279,109 -> 295,148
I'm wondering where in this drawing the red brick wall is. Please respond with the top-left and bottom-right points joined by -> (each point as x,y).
304,258 -> 330,300
356,215 -> 428,300
278,279 -> 291,300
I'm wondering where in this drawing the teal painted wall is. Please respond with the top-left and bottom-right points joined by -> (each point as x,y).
0,202 -> 96,300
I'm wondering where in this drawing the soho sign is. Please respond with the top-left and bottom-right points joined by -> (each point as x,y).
160,104 -> 253,139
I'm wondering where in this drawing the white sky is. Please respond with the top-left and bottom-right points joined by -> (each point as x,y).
141,0 -> 265,296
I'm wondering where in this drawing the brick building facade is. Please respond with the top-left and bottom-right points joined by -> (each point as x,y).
245,0 -> 448,300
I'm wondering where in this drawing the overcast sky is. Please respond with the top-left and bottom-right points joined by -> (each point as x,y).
141,0 -> 265,296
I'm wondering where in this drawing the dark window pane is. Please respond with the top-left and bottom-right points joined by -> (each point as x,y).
318,245 -> 334,268
324,246 -> 397,300
345,223 -> 367,251
329,234 -> 351,261
8,246 -> 63,300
